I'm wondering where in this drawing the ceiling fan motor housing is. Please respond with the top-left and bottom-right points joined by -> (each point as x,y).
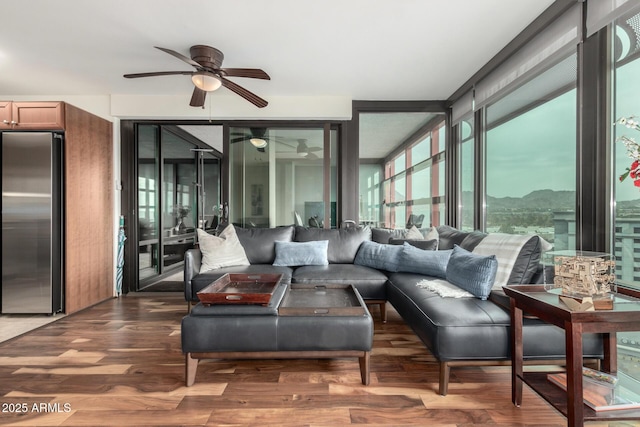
190,45 -> 224,69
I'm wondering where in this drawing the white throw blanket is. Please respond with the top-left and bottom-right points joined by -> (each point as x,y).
416,278 -> 473,298
472,233 -> 531,289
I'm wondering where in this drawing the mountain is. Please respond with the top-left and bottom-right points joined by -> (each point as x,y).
485,189 -> 576,211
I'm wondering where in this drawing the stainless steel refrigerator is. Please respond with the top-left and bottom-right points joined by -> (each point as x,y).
1,131 -> 63,314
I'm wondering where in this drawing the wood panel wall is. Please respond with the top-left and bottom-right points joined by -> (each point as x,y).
64,104 -> 113,314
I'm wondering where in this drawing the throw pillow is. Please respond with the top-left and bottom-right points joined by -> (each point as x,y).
397,243 -> 452,278
197,225 -> 250,272
446,245 -> 497,300
389,238 -> 438,251
273,240 -> 329,266
404,225 -> 424,240
423,226 -> 439,242
353,241 -> 403,272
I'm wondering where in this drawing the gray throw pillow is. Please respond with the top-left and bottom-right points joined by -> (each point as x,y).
446,245 -> 497,300
273,240 -> 329,266
397,243 -> 452,278
354,241 -> 403,272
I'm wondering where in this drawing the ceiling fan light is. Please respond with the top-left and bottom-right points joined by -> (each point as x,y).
191,72 -> 221,91
250,138 -> 267,148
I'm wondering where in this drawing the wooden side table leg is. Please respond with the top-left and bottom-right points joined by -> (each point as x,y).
185,353 -> 198,387
359,352 -> 370,385
510,299 -> 523,406
565,321 -> 584,427
603,332 -> 617,374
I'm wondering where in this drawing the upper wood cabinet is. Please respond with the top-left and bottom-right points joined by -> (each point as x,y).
0,101 -> 12,129
0,101 -> 65,130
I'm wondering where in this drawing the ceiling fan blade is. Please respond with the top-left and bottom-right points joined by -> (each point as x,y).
308,146 -> 323,152
230,137 -> 248,143
189,87 -> 206,107
123,71 -> 195,78
155,46 -> 201,69
220,77 -> 268,108
220,68 -> 270,80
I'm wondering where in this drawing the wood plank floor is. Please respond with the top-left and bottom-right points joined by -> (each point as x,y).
0,292 -> 634,427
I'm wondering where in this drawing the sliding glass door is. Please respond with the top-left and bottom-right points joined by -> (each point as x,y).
137,125 -> 221,286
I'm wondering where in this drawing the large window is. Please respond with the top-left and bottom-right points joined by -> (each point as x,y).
382,121 -> 446,229
613,9 -> 640,288
485,55 -> 577,248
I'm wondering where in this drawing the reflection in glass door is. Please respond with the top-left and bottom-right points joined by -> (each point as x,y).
136,125 -> 221,286
229,126 -> 338,228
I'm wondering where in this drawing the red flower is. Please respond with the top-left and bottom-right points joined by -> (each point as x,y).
631,160 -> 640,179
635,179 -> 640,188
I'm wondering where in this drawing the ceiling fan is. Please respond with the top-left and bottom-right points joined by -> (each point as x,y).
123,45 -> 270,108
296,139 -> 322,158
230,127 -> 285,150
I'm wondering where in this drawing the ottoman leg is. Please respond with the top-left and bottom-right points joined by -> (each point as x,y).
185,353 -> 198,386
359,352 -> 370,385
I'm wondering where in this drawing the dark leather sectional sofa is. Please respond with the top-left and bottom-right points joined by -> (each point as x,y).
183,224 -> 603,395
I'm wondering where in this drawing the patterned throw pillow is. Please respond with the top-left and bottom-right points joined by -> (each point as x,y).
197,224 -> 250,272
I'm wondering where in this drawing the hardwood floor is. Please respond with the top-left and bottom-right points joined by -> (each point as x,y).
0,292 -> 633,426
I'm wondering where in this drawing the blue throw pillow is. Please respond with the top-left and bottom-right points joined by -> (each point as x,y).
273,240 -> 329,266
397,243 -> 452,278
445,245 -> 498,300
354,241 -> 403,272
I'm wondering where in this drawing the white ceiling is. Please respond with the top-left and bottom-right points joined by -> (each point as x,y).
2,0 -> 555,159
2,0 -> 554,101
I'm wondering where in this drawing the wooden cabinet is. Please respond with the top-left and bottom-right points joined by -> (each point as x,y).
0,101 -> 12,129
0,101 -> 65,130
1,101 -> 113,314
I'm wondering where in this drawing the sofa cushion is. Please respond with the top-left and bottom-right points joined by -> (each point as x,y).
446,245 -> 497,300
389,238 -> 438,251
459,230 -> 487,252
294,226 -> 371,264
273,240 -> 329,266
472,233 -> 542,288
508,236 -> 543,285
436,225 -> 471,250
197,225 -> 250,272
353,241 -> 403,272
397,243 -> 452,279
371,227 -> 406,244
234,225 -> 295,264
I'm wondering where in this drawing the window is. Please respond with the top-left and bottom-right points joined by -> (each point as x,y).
484,54 -> 577,247
613,8 -> 640,289
382,120 -> 446,229
459,118 -> 475,231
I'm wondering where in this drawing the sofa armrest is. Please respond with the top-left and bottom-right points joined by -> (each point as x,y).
184,249 -> 202,301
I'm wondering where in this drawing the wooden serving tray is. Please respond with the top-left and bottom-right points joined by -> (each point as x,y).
197,273 -> 283,305
279,284 -> 367,316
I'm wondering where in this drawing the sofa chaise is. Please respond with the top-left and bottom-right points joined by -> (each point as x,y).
183,224 -> 603,395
